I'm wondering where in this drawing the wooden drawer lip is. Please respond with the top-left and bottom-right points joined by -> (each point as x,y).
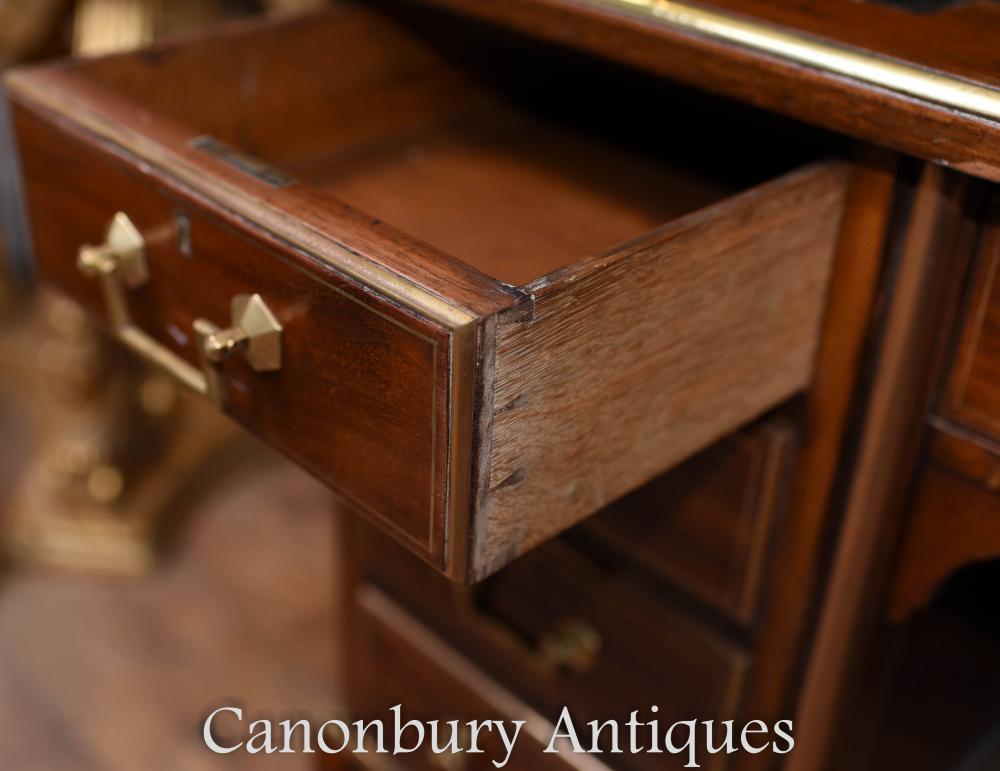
4,65 -> 525,327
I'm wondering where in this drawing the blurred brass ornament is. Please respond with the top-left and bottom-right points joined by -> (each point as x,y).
0,0 -> 262,576
72,0 -> 229,57
0,291 -> 250,576
72,0 -> 156,56
0,0 -> 71,64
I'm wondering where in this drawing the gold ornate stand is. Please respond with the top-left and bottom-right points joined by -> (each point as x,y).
0,292 -> 251,575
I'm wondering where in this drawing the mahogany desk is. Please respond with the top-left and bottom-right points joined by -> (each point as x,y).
5,1 -> 999,767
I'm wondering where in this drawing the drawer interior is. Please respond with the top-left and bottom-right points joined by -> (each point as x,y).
72,1 -> 826,286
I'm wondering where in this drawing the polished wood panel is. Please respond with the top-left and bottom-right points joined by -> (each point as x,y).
733,154 -> 897,771
574,414 -> 797,624
470,546 -> 749,743
790,165 -> 970,771
927,417 -> 1000,491
941,204 -> 1000,440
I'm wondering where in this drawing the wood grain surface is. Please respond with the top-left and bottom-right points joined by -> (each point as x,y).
354,584 -> 615,771
789,165 -> 970,771
476,163 -> 847,579
732,151 -> 898,771
350,519 -> 748,771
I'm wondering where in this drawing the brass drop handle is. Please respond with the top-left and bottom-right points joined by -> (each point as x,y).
78,212 -> 283,407
194,294 -> 283,405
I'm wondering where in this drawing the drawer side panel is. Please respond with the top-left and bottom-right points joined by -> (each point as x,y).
480,162 -> 848,579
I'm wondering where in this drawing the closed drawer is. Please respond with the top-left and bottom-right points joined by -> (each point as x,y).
571,414 -> 798,624
940,197 -> 999,444
357,523 -> 749,771
353,585 -> 614,771
7,3 -> 847,581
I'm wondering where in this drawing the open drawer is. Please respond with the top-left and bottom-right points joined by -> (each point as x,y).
5,1 -> 847,581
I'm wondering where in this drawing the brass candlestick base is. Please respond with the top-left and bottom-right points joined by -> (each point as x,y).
0,292 -> 252,576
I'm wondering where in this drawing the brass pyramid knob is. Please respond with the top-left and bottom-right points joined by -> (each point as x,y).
77,212 -> 148,288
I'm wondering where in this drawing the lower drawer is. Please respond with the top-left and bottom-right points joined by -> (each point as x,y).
353,585 -> 613,771
572,414 -> 798,624
356,523 -> 749,771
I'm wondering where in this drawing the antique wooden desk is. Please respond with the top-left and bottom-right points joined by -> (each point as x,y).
5,0 -> 999,768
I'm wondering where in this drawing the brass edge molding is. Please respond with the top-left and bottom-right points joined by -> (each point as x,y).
587,0 -> 1000,122
6,75 -> 486,331
445,318 -> 477,580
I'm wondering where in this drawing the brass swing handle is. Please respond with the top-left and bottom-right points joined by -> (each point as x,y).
77,212 -> 283,406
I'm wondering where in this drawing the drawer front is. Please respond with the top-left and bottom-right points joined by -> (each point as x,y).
357,525 -> 749,771
467,548 -> 749,742
941,201 -> 999,443
573,415 -> 797,624
354,585 -> 614,771
14,102 -> 458,570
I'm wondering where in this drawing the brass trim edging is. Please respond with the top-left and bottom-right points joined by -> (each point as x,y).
589,0 -> 1000,121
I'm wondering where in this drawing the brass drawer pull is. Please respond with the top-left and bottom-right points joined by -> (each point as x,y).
538,617 -> 603,673
194,294 -> 283,405
78,212 -> 282,407
454,588 -> 603,674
